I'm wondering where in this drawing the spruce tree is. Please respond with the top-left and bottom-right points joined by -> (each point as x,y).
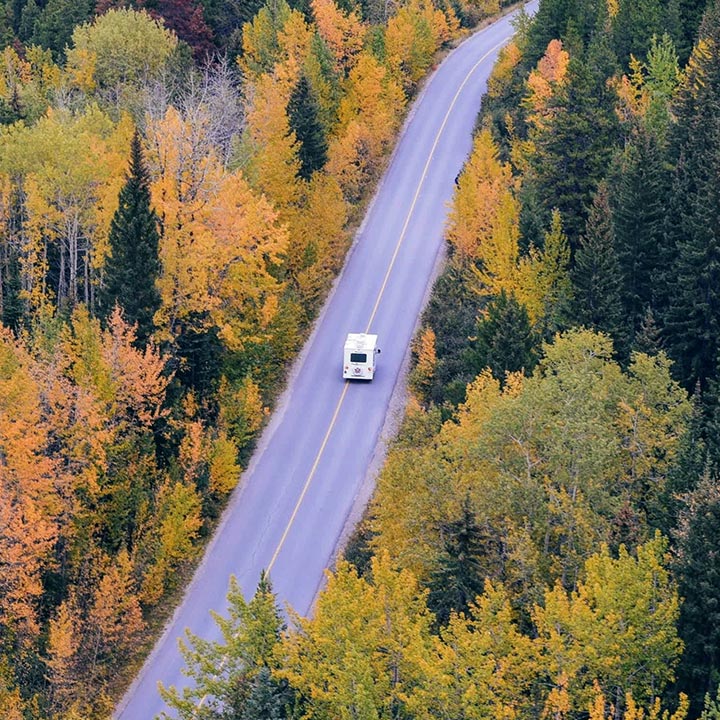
242,666 -> 294,720
99,130 -> 161,346
287,74 -> 328,181
426,496 -> 491,627
421,261 -> 484,407
572,184 -> 629,356
652,390 -> 706,534
703,355 -> 720,474
612,0 -> 664,64
469,289 -> 539,383
611,129 -> 669,336
675,0 -> 711,62
660,2 -> 720,390
524,0 -> 600,66
673,475 -> 720,714
634,306 -> 663,355
664,140 -> 720,390
1,253 -> 22,330
533,49 -> 619,248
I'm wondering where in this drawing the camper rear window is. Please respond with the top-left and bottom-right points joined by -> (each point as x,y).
350,353 -> 367,363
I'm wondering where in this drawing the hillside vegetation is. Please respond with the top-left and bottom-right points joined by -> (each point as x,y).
3,0 -> 720,718
158,0 -> 720,719
0,0 -> 517,715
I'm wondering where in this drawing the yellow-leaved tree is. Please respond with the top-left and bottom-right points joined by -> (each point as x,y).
0,106 -> 132,312
517,208 -> 573,327
146,105 -> 288,351
327,51 -> 406,200
533,534 -> 682,717
446,128 -> 516,264
0,328 -> 60,645
384,0 -> 458,90
311,0 -> 366,76
280,552 -> 435,719
408,580 -> 539,720
242,68 -> 302,211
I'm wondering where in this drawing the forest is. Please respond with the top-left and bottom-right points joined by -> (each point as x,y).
0,0 -> 512,714
0,0 -> 719,716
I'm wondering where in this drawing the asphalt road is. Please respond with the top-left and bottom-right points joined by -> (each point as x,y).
116,5 -> 537,717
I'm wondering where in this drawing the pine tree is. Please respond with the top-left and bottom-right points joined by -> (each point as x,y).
287,74 -> 328,181
469,289 -> 539,383
99,130 -> 161,347
572,184 -> 628,355
426,496 -> 495,627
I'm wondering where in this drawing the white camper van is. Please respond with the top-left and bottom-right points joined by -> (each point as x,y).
343,333 -> 380,380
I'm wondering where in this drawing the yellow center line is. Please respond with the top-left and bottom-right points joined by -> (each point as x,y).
266,382 -> 350,574
191,31 -> 512,719
364,36 -> 510,333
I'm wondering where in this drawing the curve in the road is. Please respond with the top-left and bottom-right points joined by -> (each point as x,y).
115,5 -> 537,718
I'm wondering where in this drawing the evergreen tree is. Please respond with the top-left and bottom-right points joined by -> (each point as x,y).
651,389 -> 706,534
644,33 -> 680,141
572,184 -> 629,355
674,0 -> 711,62
30,0 -> 93,56
661,2 -> 720,390
242,666 -> 294,720
421,261 -> 485,407
634,306 -> 663,355
673,475 -> 720,714
159,572 -> 289,719
426,496 -> 492,627
99,130 -> 161,347
1,253 -> 22,331
532,50 -> 619,248
287,74 -> 328,181
612,129 -> 669,336
524,0 -> 600,67
198,0 -> 262,54
703,355 -> 720,473
468,289 -> 539,383
612,0 -> 664,63
664,141 -> 720,390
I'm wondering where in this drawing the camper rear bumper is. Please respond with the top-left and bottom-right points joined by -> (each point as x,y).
343,365 -> 375,380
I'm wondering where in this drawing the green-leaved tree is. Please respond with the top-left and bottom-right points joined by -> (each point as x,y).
99,130 -> 161,346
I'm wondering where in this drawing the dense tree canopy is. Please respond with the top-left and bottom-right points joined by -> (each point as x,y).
2,0 -> 720,716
